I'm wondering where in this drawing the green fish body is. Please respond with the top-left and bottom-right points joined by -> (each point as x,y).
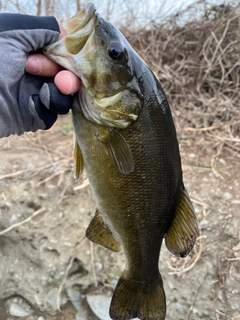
44,4 -> 199,320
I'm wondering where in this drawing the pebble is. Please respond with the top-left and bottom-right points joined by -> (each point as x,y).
87,295 -> 112,320
67,285 -> 82,311
9,297 -> 32,317
9,214 -> 18,225
94,262 -> 103,272
177,303 -> 186,314
200,219 -> 209,227
188,153 -> 196,158
79,208 -> 86,214
223,192 -> 232,200
167,281 -> 175,290
110,279 -> 118,288
37,317 -> 45,320
46,288 -> 67,311
75,310 -> 87,320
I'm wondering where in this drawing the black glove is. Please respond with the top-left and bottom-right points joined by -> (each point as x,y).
0,13 -> 73,138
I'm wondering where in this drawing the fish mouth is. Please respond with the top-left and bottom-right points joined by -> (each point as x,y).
43,3 -> 98,63
66,3 -> 96,34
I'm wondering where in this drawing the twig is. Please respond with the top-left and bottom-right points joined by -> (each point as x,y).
0,208 -> 46,236
187,273 -> 208,320
73,179 -> 90,191
182,125 -> 221,132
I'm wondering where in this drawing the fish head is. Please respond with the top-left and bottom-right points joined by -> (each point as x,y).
44,3 -> 143,128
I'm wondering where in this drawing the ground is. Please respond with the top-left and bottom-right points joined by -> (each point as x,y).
0,114 -> 239,320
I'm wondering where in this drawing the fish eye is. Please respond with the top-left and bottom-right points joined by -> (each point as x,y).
108,43 -> 124,60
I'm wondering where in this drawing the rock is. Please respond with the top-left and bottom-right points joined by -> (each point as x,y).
199,219 -> 209,227
87,295 -> 112,320
223,192 -> 232,200
67,284 -> 82,311
9,297 -> 32,317
76,310 -> 87,320
46,288 -> 67,311
9,214 -> 18,225
94,262 -> 103,272
110,279 -> 118,288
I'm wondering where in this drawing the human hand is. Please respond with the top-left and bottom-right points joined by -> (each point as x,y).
26,55 -> 81,95
0,13 -> 80,138
25,24 -> 81,95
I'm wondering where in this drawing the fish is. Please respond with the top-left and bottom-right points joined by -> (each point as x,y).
44,3 -> 199,320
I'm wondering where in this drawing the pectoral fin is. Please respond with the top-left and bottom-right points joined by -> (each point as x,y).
165,187 -> 199,258
74,138 -> 84,179
86,209 -> 121,252
98,128 -> 134,175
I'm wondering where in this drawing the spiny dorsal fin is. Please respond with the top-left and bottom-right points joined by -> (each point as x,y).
86,208 -> 121,252
99,128 -> 134,175
73,138 -> 84,179
165,187 -> 199,258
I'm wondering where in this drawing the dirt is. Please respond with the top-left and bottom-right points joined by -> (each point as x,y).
0,114 -> 239,320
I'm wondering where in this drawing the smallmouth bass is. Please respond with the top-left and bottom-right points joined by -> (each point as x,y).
44,4 -> 199,320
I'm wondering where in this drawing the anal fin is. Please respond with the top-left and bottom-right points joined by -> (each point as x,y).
86,209 -> 121,252
165,186 -> 199,258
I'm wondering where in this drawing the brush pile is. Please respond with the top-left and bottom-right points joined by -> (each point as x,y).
124,2 -> 240,144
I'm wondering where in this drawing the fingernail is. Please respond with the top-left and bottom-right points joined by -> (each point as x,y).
27,57 -> 42,74
66,74 -> 77,94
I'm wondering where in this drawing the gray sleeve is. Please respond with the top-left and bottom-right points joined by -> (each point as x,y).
0,14 -> 60,138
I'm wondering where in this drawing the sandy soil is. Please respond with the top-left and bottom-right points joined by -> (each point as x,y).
0,114 -> 239,320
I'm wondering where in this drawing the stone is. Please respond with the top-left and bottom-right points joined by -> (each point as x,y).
87,295 -> 112,320
9,297 -> 32,317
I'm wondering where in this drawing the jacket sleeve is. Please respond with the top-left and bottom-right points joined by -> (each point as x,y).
0,13 -> 60,137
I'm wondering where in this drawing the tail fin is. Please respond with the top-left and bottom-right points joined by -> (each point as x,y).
109,274 -> 166,320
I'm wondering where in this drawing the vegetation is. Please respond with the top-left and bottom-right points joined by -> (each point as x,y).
123,3 -> 240,138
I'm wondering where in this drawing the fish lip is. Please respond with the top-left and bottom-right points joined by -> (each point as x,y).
101,110 -> 138,121
85,3 -> 97,19
71,3 -> 97,33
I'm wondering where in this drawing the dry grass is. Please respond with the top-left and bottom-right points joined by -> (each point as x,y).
123,2 -> 240,158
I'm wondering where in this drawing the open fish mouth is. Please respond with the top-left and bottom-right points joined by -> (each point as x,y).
63,3 -> 97,55
43,3 -> 98,67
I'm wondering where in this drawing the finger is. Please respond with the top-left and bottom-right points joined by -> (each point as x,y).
58,23 -> 67,39
26,54 -> 62,76
54,70 -> 81,94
